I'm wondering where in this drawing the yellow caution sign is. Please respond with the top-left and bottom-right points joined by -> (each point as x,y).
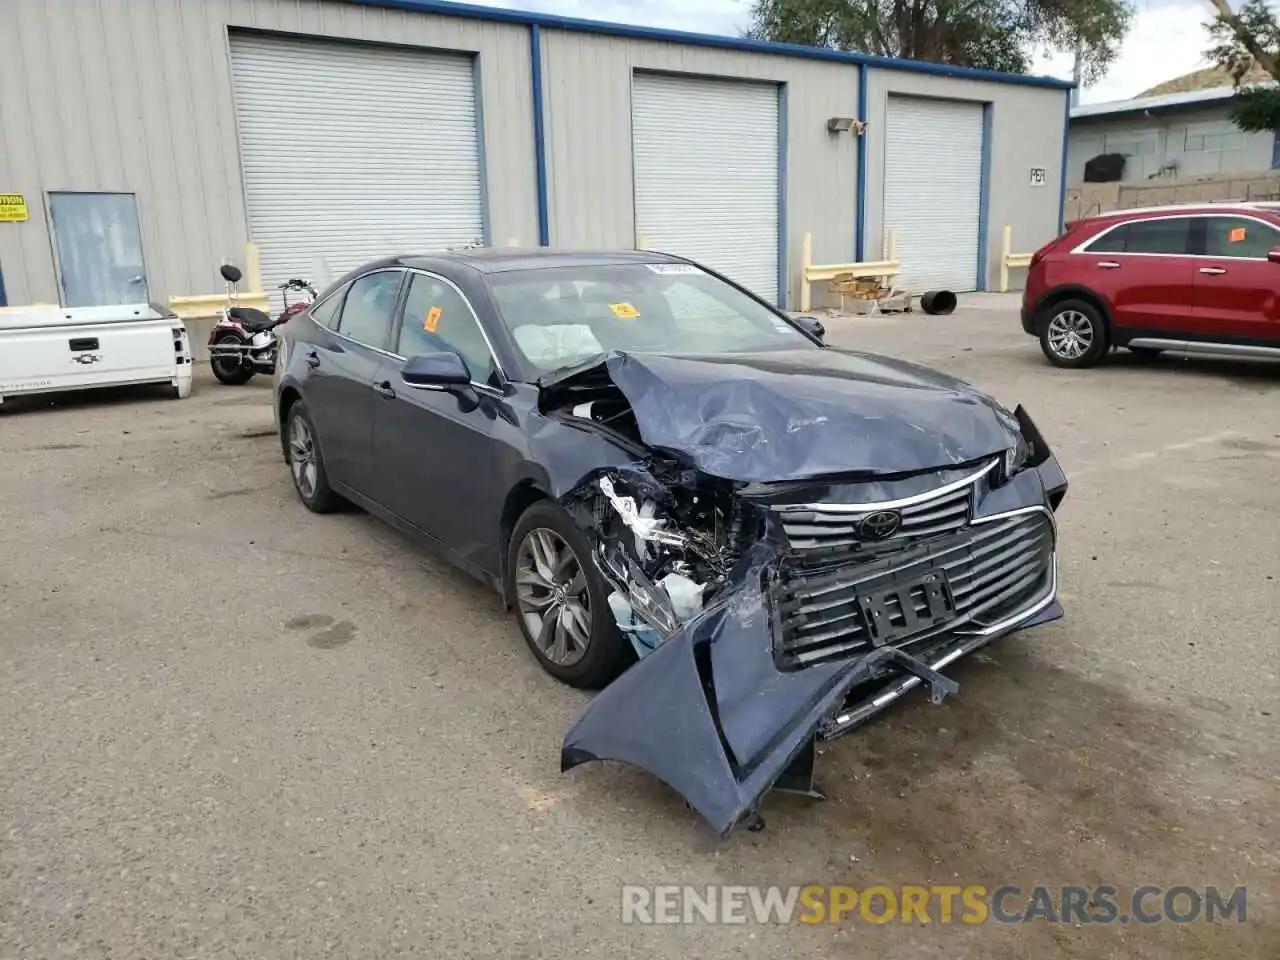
0,194 -> 28,222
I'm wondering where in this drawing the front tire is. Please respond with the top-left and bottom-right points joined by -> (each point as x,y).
507,501 -> 633,689
1039,299 -> 1109,368
284,400 -> 337,513
211,333 -> 255,385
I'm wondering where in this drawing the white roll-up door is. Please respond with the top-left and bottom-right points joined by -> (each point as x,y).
883,97 -> 984,292
632,73 -> 780,304
229,33 -> 484,305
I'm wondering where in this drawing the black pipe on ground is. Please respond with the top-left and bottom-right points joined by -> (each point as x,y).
920,290 -> 957,315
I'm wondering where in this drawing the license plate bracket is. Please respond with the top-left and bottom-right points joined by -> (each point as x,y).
856,571 -> 955,646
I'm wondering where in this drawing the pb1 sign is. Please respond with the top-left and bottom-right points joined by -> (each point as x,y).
1029,167 -> 1048,187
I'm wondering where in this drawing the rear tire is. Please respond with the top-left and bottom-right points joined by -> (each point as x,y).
284,400 -> 337,514
507,501 -> 634,689
1039,299 -> 1109,369
211,333 -> 255,385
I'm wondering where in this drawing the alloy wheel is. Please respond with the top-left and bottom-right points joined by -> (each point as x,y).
288,414 -> 318,500
514,528 -> 592,667
1046,310 -> 1095,361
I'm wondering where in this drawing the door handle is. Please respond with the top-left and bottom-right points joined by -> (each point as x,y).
305,350 -> 320,369
1097,261 -> 1121,269
1198,267 -> 1228,275
374,380 -> 397,400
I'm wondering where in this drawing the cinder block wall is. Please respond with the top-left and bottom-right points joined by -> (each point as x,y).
1065,171 -> 1280,221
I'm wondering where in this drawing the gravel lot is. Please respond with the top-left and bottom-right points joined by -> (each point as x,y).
2,298 -> 1277,959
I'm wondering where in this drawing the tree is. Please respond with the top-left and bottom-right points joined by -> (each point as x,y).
1206,0 -> 1280,131
744,0 -> 1133,82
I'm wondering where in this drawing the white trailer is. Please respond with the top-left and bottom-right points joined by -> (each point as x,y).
0,303 -> 193,406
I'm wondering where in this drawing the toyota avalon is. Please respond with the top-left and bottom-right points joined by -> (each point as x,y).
273,248 -> 1069,834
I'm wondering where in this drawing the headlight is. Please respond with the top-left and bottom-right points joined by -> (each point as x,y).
1003,430 -> 1030,480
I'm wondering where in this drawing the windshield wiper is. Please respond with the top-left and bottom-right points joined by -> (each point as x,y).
536,352 -> 609,388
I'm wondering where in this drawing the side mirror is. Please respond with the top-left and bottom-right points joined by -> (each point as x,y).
1267,247 -> 1280,264
220,263 -> 243,283
793,315 -> 826,341
402,351 -> 471,390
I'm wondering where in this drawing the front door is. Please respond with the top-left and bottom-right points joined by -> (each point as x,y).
1192,215 -> 1280,342
372,271 -> 516,573
48,192 -> 149,306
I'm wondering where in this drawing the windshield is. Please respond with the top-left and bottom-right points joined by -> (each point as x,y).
484,263 -> 816,377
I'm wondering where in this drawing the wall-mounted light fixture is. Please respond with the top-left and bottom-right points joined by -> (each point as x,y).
827,117 -> 867,135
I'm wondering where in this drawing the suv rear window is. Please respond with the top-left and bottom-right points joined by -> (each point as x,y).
1086,217 -> 1193,255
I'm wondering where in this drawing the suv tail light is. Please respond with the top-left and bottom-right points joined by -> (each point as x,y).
1030,220 -> 1086,267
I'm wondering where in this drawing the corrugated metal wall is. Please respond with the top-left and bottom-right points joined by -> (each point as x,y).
0,0 -> 1067,307
864,70 -> 1067,289
540,29 -> 860,307
0,0 -> 537,306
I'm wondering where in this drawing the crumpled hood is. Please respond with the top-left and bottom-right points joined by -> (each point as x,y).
547,349 -> 1021,483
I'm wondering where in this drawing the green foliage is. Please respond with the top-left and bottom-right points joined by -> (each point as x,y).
1206,0 -> 1280,131
745,0 -> 1133,81
1227,85 -> 1280,131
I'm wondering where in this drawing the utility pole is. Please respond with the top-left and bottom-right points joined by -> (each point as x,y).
1070,40 -> 1083,107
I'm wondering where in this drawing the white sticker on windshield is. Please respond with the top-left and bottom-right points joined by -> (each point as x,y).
645,263 -> 704,275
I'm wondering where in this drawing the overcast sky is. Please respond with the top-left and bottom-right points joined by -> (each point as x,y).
467,0 -> 1216,104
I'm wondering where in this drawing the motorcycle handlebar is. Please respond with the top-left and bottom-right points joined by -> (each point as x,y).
278,278 -> 315,291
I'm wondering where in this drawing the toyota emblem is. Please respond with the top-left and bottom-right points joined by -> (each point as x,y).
856,510 -> 902,541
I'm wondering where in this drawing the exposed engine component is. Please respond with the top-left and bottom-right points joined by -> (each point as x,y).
566,467 -> 763,653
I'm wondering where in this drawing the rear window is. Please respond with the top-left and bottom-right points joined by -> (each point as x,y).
1086,218 -> 1193,255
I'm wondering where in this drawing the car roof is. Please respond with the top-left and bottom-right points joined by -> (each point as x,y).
1079,201 -> 1280,223
374,247 -> 690,275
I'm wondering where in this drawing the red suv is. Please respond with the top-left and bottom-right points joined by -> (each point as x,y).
1021,202 -> 1280,368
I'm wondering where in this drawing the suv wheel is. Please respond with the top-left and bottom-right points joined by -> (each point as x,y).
507,501 -> 634,689
1040,300 -> 1108,368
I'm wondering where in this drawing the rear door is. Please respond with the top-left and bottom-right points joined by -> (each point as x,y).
1076,216 -> 1198,334
303,269 -> 404,497
1192,215 -> 1280,342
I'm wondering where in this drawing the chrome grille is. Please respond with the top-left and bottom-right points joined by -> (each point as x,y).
776,461 -> 995,565
775,509 -> 1054,669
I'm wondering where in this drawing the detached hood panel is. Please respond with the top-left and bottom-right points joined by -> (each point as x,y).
558,350 -> 1019,483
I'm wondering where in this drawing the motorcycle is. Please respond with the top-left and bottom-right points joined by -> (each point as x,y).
208,263 -> 316,385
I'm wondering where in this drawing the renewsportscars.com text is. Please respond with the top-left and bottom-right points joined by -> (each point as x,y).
620,884 -> 1246,925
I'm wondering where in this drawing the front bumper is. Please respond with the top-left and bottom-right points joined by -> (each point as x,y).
562,454 -> 1068,836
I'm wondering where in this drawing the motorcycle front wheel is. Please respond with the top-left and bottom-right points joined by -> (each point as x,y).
210,332 -> 255,385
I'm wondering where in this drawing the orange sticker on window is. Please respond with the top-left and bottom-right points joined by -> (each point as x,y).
609,302 -> 640,319
424,306 -> 442,332
1229,227 -> 1247,243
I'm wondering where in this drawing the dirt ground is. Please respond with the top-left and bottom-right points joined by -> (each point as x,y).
1,299 -> 1277,958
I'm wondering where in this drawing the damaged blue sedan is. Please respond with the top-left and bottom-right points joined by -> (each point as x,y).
273,248 -> 1068,836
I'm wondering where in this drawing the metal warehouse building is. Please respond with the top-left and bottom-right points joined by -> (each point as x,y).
0,0 -> 1071,313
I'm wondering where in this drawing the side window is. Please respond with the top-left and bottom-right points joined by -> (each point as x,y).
308,287 -> 346,329
1122,218 -> 1193,255
336,271 -> 402,349
395,274 -> 497,385
1203,217 -> 1280,259
1085,224 -> 1128,254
